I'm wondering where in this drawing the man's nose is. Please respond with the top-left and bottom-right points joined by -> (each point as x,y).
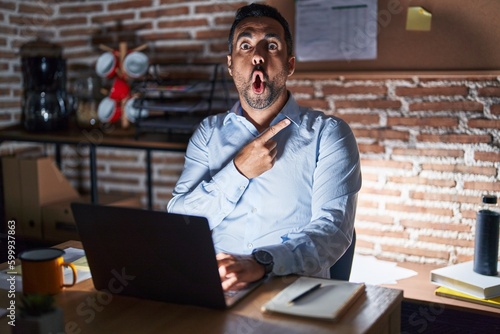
252,45 -> 265,65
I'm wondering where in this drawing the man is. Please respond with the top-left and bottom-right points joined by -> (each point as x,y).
167,3 -> 361,291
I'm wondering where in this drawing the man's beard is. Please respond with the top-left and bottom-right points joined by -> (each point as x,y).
235,65 -> 289,110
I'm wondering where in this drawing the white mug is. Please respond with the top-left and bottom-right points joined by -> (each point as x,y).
98,97 -> 121,123
123,51 -> 149,78
95,52 -> 118,78
125,97 -> 148,123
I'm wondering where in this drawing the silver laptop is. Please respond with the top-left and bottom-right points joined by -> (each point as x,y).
71,203 -> 262,309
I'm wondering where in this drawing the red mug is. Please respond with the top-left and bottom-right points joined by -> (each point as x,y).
109,77 -> 130,101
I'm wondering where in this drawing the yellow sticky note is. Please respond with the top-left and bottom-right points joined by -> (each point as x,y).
406,6 -> 432,31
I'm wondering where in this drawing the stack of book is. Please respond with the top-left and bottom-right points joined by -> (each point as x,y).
430,260 -> 500,308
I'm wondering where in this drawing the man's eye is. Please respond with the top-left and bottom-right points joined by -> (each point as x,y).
240,43 -> 251,50
268,43 -> 278,50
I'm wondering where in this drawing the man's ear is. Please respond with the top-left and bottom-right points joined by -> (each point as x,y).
287,56 -> 296,77
227,55 -> 233,76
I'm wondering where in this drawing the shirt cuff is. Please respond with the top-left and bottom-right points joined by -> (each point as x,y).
256,243 -> 296,276
211,160 -> 249,201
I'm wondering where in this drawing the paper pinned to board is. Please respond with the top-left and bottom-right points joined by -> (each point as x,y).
406,6 -> 432,31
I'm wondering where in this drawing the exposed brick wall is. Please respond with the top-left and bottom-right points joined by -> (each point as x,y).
1,1 -> 499,266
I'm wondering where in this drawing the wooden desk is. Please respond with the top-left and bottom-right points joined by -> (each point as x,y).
0,241 -> 403,334
382,262 -> 500,333
0,125 -> 188,210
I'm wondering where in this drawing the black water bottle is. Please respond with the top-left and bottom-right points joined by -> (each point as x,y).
473,195 -> 500,276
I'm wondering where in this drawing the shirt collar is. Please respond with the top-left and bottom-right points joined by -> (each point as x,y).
223,92 -> 301,127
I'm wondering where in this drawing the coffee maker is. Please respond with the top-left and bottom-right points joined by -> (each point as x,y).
20,39 -> 70,131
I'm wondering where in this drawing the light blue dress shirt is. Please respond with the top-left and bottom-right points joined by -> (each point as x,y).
167,93 -> 361,278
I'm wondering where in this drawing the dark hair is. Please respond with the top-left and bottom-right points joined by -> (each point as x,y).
228,3 -> 293,57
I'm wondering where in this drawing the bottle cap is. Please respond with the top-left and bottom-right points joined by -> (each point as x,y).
482,194 -> 498,204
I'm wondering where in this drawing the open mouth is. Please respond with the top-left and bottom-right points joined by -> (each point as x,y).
252,72 -> 265,95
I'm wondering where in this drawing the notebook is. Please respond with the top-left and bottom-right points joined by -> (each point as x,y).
71,203 -> 262,309
261,277 -> 365,321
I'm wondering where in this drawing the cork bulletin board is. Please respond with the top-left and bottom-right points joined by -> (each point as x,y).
267,0 -> 500,71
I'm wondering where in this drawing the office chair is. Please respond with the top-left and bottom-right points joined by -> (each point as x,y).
329,230 -> 356,281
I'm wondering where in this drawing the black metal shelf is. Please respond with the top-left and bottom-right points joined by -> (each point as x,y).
132,63 -> 232,138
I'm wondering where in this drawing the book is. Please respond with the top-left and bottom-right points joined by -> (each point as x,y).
430,261 -> 500,299
435,286 -> 500,309
261,277 -> 365,321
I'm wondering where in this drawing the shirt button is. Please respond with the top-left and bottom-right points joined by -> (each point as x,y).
239,186 -> 245,190
247,243 -> 253,249
251,207 -> 257,213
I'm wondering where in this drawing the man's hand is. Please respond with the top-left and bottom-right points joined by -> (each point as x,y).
217,253 -> 265,291
234,118 -> 290,179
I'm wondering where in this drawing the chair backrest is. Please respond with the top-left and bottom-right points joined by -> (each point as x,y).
329,230 -> 356,281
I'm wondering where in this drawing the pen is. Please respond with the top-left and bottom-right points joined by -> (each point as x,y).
287,283 -> 322,305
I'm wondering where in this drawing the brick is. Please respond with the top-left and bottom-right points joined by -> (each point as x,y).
474,150 -> 500,163
386,203 -> 453,217
360,159 -> 413,170
358,143 -> 385,154
355,239 -> 375,250
295,99 -> 329,110
91,13 -> 135,24
142,32 -> 191,41
158,18 -> 208,29
195,29 -> 229,40
410,192 -> 478,204
215,16 -> 235,25
360,186 -> 401,197
355,228 -> 409,239
392,148 -> 463,158
141,7 -> 190,18
338,113 -> 379,125
97,176 -> 140,186
356,213 -> 394,224
160,0 -> 204,4
110,166 -> 146,174
400,219 -> 471,233
108,0 -> 153,11
335,99 -> 401,110
51,17 -> 87,26
387,116 -> 458,127
421,163 -> 497,177
491,104 -> 500,115
59,4 -> 103,14
19,3 -> 54,15
417,133 -> 491,144
418,235 -> 473,248
468,118 -> 500,129
409,101 -> 483,112
395,86 -> 468,97
463,181 -> 500,192
456,254 -> 474,262
195,2 -> 247,14
357,198 -> 379,209
0,100 -> 20,108
353,128 -> 410,141
288,85 -> 314,95
390,177 -> 456,188
0,1 -> 16,10
0,25 -> 16,35
359,171 -> 378,182
478,86 -> 500,97
322,85 -> 387,96
381,245 -> 450,261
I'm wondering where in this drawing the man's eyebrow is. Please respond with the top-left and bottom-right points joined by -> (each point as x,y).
235,31 -> 283,44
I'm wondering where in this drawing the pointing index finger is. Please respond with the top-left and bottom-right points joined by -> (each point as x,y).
259,118 -> 291,142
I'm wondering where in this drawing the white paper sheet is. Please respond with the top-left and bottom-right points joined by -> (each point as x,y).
296,0 -> 378,61
349,254 -> 417,285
